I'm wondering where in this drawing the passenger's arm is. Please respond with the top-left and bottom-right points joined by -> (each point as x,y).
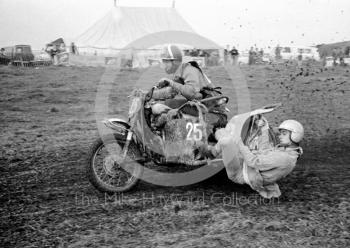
257,117 -> 273,150
237,139 -> 289,171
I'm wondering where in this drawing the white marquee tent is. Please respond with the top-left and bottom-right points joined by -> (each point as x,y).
74,6 -> 221,67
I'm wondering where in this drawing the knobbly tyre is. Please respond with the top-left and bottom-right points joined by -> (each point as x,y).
86,83 -> 279,193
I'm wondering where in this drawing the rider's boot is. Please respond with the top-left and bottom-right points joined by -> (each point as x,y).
154,113 -> 168,128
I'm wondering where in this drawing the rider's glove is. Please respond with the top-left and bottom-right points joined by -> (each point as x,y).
256,119 -> 265,128
254,115 -> 269,131
157,78 -> 171,88
261,119 -> 269,131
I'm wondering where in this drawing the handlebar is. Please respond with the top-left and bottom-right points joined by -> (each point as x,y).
145,86 -> 156,102
199,95 -> 229,104
262,102 -> 282,110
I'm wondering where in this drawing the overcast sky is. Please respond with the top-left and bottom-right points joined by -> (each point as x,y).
0,0 -> 349,50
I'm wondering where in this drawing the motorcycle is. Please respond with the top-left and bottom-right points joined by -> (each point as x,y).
86,84 -> 279,193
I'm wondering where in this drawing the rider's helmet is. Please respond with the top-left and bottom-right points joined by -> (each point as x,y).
161,44 -> 183,62
278,120 -> 304,143
160,44 -> 183,74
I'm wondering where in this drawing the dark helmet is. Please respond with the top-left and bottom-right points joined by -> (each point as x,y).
160,44 -> 183,62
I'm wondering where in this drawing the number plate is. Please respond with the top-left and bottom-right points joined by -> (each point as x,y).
186,122 -> 203,142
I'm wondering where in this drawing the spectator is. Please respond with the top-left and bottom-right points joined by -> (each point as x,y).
259,48 -> 264,57
71,42 -> 79,55
332,48 -> 338,66
230,46 -> 239,65
297,52 -> 303,67
275,45 -> 281,60
224,48 -> 229,64
338,48 -> 345,66
345,46 -> 350,57
248,47 -> 255,65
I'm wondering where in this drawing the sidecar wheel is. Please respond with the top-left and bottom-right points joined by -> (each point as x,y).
87,134 -> 143,193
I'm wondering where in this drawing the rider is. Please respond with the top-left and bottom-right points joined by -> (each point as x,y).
150,44 -> 213,115
203,119 -> 304,198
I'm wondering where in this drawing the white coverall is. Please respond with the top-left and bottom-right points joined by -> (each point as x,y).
216,115 -> 302,198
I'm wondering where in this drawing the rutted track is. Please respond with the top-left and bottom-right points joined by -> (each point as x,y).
1,64 -> 349,247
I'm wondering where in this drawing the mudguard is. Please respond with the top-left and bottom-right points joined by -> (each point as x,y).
102,118 -> 130,136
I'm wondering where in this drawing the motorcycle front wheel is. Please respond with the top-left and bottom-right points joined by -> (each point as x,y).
86,134 -> 143,193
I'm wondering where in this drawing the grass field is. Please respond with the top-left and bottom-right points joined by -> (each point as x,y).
0,62 -> 349,247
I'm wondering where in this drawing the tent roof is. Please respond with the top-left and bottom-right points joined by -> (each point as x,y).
75,7 -> 221,50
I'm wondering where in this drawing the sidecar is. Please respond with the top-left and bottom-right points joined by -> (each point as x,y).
154,101 -> 278,166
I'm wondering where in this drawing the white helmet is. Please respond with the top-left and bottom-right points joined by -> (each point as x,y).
278,120 -> 304,143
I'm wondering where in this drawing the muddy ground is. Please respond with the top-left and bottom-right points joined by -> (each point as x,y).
0,62 -> 349,247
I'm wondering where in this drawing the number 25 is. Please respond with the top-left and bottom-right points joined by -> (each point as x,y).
186,122 -> 203,141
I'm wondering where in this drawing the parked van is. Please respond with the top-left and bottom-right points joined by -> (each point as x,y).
1,45 -> 34,62
272,46 -> 320,61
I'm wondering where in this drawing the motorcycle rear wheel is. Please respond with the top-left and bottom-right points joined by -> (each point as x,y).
87,134 -> 143,193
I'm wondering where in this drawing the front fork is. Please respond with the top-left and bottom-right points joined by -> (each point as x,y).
122,130 -> 133,160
